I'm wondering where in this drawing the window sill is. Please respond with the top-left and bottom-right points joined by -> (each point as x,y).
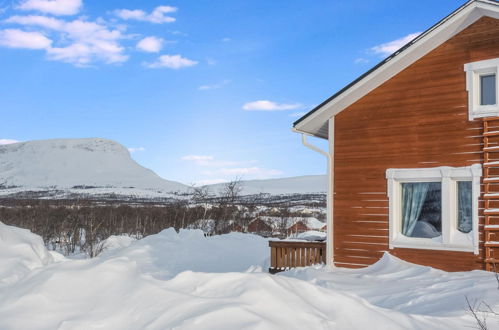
471,107 -> 499,119
390,237 -> 474,253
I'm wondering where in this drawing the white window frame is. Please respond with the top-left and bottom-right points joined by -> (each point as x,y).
386,165 -> 481,254
464,58 -> 499,119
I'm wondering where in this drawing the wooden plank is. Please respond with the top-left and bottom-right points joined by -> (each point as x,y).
275,246 -> 282,268
331,17 -> 499,271
306,247 -> 312,266
271,247 -> 276,269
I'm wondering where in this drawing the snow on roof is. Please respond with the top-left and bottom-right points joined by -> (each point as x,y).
304,217 -> 326,230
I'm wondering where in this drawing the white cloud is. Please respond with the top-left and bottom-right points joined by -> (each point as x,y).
354,57 -> 369,64
221,37 -> 231,42
128,147 -> 145,153
371,32 -> 421,57
181,155 -> 258,168
203,167 -> 283,178
290,111 -> 306,117
0,28 -> 52,49
183,155 -> 281,181
6,15 -> 63,29
169,30 -> 187,36
115,6 -> 177,24
4,15 -> 128,65
145,54 -> 198,69
18,0 -> 82,16
198,79 -> 230,91
206,58 -> 217,66
136,36 -> 163,53
242,100 -> 302,111
0,139 -> 20,145
181,155 -> 214,161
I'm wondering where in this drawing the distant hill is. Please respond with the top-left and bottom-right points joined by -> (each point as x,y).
0,138 -> 326,198
205,175 -> 327,195
0,138 -> 188,192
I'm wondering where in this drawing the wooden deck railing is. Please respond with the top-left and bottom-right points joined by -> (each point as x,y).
269,240 -> 326,274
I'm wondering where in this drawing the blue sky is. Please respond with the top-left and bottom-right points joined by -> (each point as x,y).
0,0 -> 465,185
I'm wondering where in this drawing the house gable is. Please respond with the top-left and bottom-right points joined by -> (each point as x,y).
332,16 -> 499,271
294,0 -> 499,139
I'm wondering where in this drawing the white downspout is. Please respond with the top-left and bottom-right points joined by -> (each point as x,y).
297,117 -> 334,267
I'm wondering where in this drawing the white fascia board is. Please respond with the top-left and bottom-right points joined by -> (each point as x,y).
295,2 -> 498,138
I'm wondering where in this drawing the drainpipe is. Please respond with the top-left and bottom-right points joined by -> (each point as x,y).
295,117 -> 334,267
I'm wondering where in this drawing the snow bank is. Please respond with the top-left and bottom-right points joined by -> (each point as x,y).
103,228 -> 270,279
98,235 -> 137,255
283,253 -> 499,318
0,252 -> 446,329
1,225 -> 499,329
0,222 -> 54,287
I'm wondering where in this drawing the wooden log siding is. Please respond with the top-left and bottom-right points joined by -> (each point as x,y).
332,17 -> 499,272
269,241 -> 326,273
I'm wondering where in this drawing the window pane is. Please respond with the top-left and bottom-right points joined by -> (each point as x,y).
481,74 -> 496,106
457,181 -> 472,233
401,182 -> 441,238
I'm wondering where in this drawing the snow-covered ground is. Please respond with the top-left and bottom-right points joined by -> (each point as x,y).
1,222 -> 498,329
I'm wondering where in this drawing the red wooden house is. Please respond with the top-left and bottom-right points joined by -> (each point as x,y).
286,221 -> 309,236
291,0 -> 499,272
247,218 -> 273,237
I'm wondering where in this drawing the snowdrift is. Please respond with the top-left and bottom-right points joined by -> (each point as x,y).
1,222 -> 499,329
100,228 -> 270,279
0,222 -> 54,287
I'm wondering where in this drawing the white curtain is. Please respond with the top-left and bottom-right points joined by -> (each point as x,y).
402,183 -> 430,237
457,181 -> 472,233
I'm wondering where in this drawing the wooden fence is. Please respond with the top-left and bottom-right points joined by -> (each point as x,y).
269,241 -> 326,274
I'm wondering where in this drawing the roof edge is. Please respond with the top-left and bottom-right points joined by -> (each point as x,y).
293,0 -> 499,135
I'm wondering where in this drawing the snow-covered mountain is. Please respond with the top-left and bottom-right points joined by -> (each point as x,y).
0,138 -> 188,192
0,138 -> 326,198
206,175 -> 327,195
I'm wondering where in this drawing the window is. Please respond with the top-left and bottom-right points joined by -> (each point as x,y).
481,74 -> 496,106
464,58 -> 499,119
457,181 -> 472,234
386,165 -> 481,253
401,182 -> 441,239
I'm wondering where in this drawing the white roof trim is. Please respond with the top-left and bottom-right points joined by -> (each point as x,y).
295,0 -> 499,139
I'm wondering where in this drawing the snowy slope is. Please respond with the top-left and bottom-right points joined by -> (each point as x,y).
206,175 -> 327,195
0,223 -> 497,329
0,138 -> 188,192
0,138 -> 326,197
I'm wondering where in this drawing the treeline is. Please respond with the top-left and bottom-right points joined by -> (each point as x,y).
0,181 -> 326,257
0,201 -> 251,256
